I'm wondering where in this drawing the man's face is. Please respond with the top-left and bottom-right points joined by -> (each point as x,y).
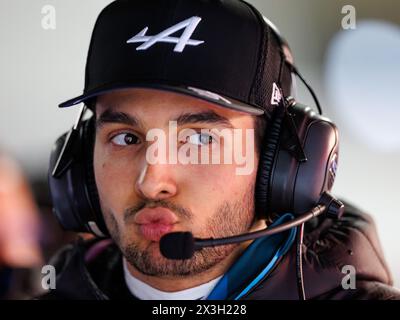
94,88 -> 260,277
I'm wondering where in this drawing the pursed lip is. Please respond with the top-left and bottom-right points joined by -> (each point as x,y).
134,207 -> 178,242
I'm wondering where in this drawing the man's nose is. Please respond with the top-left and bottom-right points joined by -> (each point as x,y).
135,162 -> 178,201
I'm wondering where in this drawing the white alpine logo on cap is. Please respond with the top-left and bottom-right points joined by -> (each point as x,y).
270,82 -> 282,105
127,16 -> 204,53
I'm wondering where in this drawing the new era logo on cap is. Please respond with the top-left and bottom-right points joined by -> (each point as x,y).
127,16 -> 205,53
270,83 -> 282,105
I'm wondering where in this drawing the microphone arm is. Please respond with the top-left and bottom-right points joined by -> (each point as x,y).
159,192 -> 344,301
194,204 -> 326,249
159,192 -> 344,259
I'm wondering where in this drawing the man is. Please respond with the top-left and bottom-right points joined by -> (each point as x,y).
43,0 -> 400,300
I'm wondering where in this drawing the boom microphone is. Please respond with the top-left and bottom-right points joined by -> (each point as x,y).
159,232 -> 195,260
159,192 -> 344,260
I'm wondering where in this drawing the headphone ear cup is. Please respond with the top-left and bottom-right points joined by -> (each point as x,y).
259,102 -> 340,217
49,132 -> 77,230
81,118 -> 109,236
255,110 -> 284,218
279,103 -> 339,214
48,117 -> 108,237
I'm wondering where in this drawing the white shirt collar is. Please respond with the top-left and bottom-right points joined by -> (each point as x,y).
123,258 -> 222,300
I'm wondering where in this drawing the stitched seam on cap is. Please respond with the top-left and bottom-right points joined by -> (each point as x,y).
238,1 -> 264,106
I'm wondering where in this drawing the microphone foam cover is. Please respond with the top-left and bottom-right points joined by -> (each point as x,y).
160,232 -> 195,260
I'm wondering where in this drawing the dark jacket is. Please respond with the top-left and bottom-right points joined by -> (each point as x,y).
39,201 -> 400,300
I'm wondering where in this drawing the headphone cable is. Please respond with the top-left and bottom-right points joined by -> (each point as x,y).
286,62 -> 322,116
296,222 -> 306,300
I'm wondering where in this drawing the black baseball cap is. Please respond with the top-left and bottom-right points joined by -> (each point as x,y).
59,0 -> 292,116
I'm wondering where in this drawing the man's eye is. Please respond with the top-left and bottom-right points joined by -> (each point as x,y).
111,133 -> 140,146
187,133 -> 215,146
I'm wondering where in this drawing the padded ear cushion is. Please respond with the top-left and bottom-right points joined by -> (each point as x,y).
81,118 -> 109,236
48,117 -> 109,236
48,131 -> 82,230
255,109 -> 285,218
48,127 -> 92,232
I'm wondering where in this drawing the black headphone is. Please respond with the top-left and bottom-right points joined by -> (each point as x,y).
48,21 -> 340,238
254,20 -> 339,221
49,109 -> 108,237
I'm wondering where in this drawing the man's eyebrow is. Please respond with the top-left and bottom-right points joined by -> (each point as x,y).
174,111 -> 234,128
96,109 -> 140,129
96,109 -> 234,130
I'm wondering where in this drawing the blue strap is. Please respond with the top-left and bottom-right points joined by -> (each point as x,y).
207,213 -> 297,300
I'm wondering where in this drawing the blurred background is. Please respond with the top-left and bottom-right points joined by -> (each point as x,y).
0,0 -> 399,298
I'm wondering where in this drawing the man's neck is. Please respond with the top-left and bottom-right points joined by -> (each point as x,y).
125,219 -> 267,292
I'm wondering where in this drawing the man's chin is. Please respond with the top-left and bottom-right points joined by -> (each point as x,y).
124,240 -> 176,264
122,239 -> 233,278
142,241 -> 166,259
123,246 -> 190,277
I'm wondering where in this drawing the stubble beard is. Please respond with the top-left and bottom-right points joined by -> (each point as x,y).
103,184 -> 255,278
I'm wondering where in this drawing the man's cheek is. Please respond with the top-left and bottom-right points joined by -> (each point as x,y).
185,162 -> 235,183
95,165 -> 130,222
95,150 -> 132,191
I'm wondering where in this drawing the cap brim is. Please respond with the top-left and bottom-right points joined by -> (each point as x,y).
59,83 -> 264,116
